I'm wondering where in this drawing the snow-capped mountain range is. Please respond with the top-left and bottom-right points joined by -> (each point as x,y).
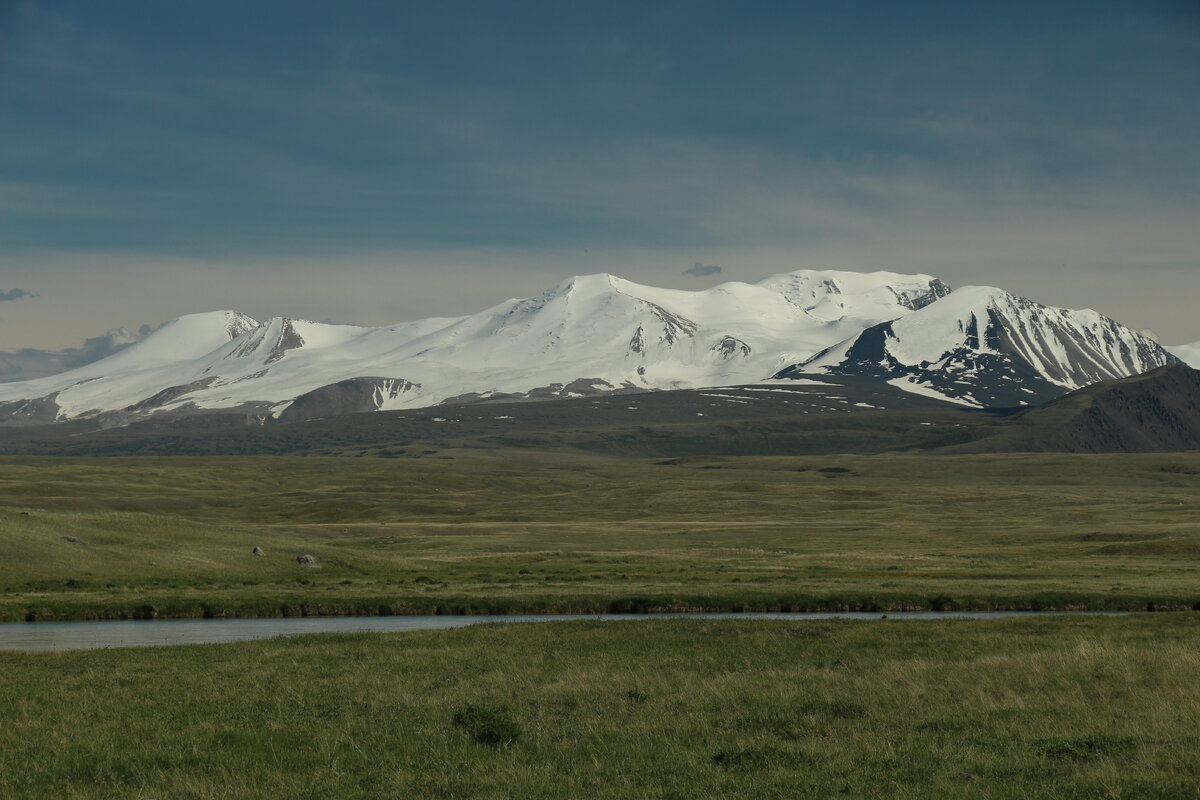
0,269 -> 1185,425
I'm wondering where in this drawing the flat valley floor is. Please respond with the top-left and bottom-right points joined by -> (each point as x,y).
1,449 -> 1198,797
1,450 -> 1198,620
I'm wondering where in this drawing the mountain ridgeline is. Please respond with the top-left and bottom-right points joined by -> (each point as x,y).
0,269 -> 1185,428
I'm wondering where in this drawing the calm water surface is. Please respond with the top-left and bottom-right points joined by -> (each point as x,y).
0,612 -> 1120,652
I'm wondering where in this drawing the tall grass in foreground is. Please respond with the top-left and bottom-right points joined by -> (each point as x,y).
2,615 -> 1198,798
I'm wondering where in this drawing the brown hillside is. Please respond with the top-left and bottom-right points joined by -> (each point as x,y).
964,364 -> 1200,453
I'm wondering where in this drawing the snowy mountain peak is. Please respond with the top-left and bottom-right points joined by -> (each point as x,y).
790,286 -> 1176,407
550,272 -> 621,294
52,310 -> 260,378
755,269 -> 951,322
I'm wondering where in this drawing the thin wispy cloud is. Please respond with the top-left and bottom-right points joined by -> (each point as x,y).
0,288 -> 38,302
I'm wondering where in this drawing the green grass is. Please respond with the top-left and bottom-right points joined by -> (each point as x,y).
1,450 -> 1199,620
2,615 -> 1199,798
3,447 -> 1197,796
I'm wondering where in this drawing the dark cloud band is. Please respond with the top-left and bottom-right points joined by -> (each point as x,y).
684,262 -> 722,278
0,289 -> 38,302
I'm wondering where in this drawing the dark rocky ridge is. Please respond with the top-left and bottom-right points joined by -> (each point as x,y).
780,294 -> 1177,409
898,278 -> 952,309
966,364 -> 1200,453
277,378 -> 419,422
0,393 -> 61,426
775,314 -> 1064,408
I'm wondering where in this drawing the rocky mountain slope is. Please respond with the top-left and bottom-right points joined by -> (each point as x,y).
783,286 -> 1175,407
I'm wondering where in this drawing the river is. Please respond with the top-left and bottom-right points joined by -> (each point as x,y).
0,611 -> 1122,652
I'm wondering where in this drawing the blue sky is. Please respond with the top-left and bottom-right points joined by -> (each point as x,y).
2,1 -> 1198,348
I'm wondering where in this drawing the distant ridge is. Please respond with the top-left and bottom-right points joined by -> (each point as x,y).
967,364 -> 1200,453
1,367 -> 1198,457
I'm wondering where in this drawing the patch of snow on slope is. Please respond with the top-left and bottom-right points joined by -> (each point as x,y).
886,377 -> 976,407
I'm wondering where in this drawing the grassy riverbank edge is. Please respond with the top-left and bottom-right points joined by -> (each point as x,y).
7,589 -> 1199,623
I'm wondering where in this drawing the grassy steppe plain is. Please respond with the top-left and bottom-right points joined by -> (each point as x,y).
3,616 -> 1200,799
1,450 -> 1198,620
